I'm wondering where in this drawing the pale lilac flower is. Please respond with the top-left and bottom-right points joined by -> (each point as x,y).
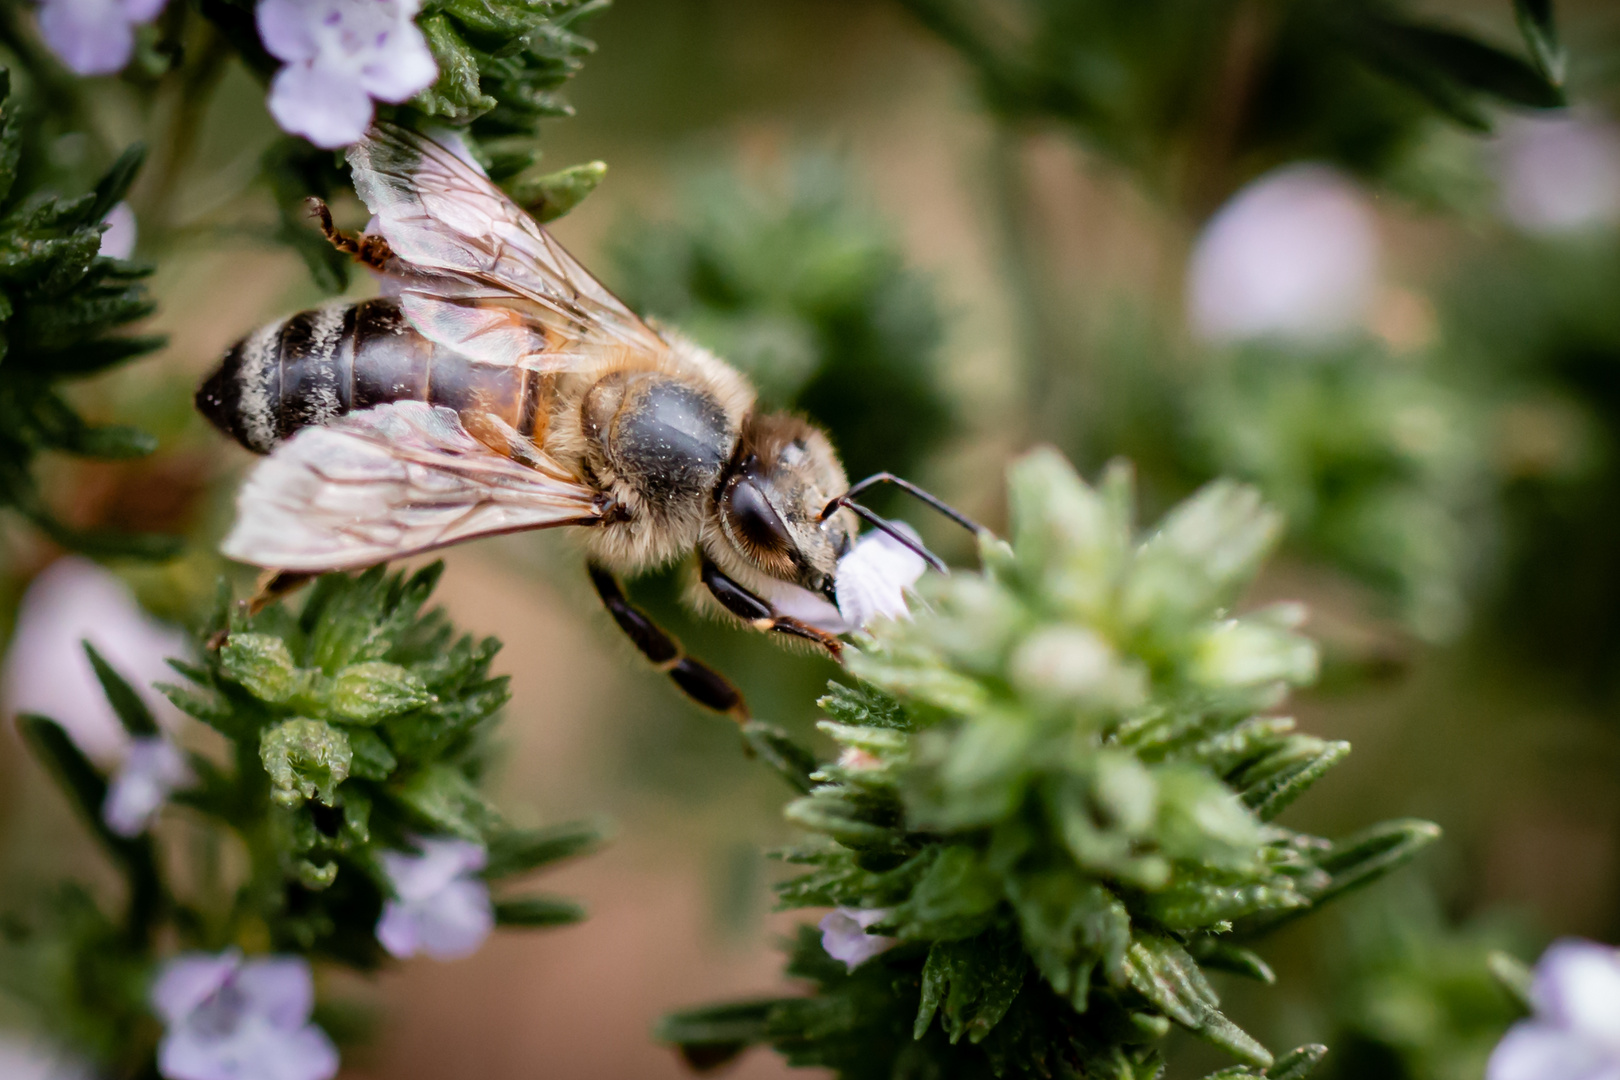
1497,115 -> 1620,236
762,528 -> 930,636
256,0 -> 438,150
376,838 -> 494,961
103,736 -> 193,837
37,0 -> 163,75
0,1036 -> 90,1080
1187,164 -> 1380,346
99,202 -> 137,259
151,951 -> 338,1080
3,556 -> 188,766
1488,938 -> 1620,1080
819,907 -> 896,971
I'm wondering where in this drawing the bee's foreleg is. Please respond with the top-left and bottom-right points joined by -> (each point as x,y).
304,197 -> 394,271
699,557 -> 844,661
587,562 -> 751,722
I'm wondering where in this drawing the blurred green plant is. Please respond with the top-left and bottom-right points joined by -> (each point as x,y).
661,449 -> 1439,1078
0,71 -> 171,558
899,0 -> 1565,211
1,564 -> 600,1073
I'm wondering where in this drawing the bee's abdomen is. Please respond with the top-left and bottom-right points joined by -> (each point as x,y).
197,298 -> 528,453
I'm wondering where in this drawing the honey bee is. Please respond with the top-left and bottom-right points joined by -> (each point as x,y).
196,124 -> 975,720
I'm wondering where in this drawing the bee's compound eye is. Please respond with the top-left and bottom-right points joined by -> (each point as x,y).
724,477 -> 792,557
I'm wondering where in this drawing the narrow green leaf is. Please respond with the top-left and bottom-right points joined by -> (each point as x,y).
83,642 -> 159,736
88,143 -> 147,223
1267,1044 -> 1329,1080
484,820 -> 605,879
1513,0 -> 1565,85
1487,950 -> 1534,1012
742,721 -> 818,794
493,895 -> 587,926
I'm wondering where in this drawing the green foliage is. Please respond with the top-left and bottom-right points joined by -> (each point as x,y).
898,0 -> 1565,209
0,72 -> 170,557
662,450 -> 1439,1078
4,566 -> 600,1069
1189,342 -> 1491,642
610,156 -> 952,483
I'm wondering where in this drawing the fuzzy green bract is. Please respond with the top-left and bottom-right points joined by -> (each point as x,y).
662,450 -> 1439,1079
0,70 -> 169,558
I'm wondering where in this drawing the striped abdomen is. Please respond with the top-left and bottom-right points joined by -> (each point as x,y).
196,298 -> 540,454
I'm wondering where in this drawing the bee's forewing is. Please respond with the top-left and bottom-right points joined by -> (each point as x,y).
349,123 -> 665,371
221,401 -> 602,572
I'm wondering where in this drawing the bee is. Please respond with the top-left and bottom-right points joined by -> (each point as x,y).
196,124 -> 976,721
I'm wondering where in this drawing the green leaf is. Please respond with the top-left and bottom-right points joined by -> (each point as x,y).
742,721 -> 819,794
1512,0 -> 1564,85
260,718 -> 352,808
1487,950 -> 1534,1012
346,727 -> 398,781
323,661 -> 433,724
493,896 -> 587,926
395,764 -> 499,839
83,642 -> 159,736
87,143 -> 147,223
484,820 -> 605,879
221,633 -> 310,704
512,161 -> 606,222
1267,1044 -> 1329,1080
914,926 -> 1026,1044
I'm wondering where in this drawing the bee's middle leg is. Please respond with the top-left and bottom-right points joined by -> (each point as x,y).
699,556 -> 844,661
588,562 -> 751,722
305,197 -> 394,271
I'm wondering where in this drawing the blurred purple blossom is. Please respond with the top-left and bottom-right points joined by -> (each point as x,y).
1497,115 -> 1620,237
3,557 -> 187,766
1488,938 -> 1620,1080
818,907 -> 896,971
1187,164 -> 1380,346
37,0 -> 164,76
0,1036 -> 90,1080
376,838 -> 494,960
256,0 -> 437,149
103,735 -> 193,837
99,202 -> 137,259
151,951 -> 338,1080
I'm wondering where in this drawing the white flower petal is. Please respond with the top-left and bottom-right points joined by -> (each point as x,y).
376,839 -> 493,960
3,557 -> 189,766
1534,939 -> 1620,1050
267,63 -> 374,149
763,580 -> 849,635
408,879 -> 495,960
835,529 -> 927,630
356,31 -> 437,103
1497,116 -> 1620,236
818,907 -> 896,972
150,952 -> 242,1026
103,737 -> 192,837
254,0 -> 318,63
37,0 -> 135,75
1187,163 -> 1379,346
98,201 -> 137,259
1489,1020 -> 1620,1080
235,957 -> 315,1031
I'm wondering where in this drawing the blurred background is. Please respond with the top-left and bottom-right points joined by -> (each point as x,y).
2,0 -> 1620,1076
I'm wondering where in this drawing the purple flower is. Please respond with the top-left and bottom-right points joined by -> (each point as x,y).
151,951 -> 338,1080
103,736 -> 193,837
36,0 -> 164,75
1488,938 -> 1620,1080
1187,164 -> 1380,346
819,907 -> 896,972
256,0 -> 437,149
376,838 -> 494,960
3,556 -> 188,766
1496,115 -> 1620,237
99,202 -> 137,259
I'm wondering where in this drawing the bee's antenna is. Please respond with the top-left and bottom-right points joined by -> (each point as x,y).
820,471 -> 986,562
833,499 -> 949,573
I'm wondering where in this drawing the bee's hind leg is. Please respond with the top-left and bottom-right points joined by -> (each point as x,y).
699,556 -> 844,662
305,197 -> 393,271
588,562 -> 752,722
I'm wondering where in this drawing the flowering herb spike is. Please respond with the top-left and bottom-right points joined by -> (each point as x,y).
661,449 -> 1440,1078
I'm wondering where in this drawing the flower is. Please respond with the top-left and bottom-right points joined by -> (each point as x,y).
151,951 -> 339,1080
1488,937 -> 1620,1080
818,907 -> 896,971
36,0 -> 164,75
376,838 -> 494,960
99,202 -> 137,259
0,1036 -> 89,1080
3,556 -> 188,766
1186,163 -> 1380,346
103,735 -> 193,837
765,528 -> 930,636
256,0 -> 438,150
1496,115 -> 1620,237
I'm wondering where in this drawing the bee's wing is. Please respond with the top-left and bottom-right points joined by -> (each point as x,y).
349,123 -> 665,371
221,402 -> 603,572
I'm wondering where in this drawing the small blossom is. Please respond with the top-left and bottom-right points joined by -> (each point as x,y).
0,1036 -> 89,1080
3,556 -> 188,766
376,838 -> 494,961
103,736 -> 193,837
837,746 -> 883,772
256,0 -> 438,150
36,0 -> 163,75
834,528 -> 928,630
1496,115 -> 1620,236
1187,163 -> 1380,346
1488,938 -> 1620,1080
99,201 -> 137,259
151,951 -> 338,1080
819,907 -> 896,972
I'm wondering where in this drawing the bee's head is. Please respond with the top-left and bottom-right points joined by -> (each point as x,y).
712,413 -> 856,600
